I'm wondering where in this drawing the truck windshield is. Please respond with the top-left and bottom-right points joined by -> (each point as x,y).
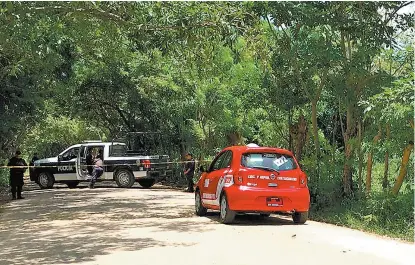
241,152 -> 297,171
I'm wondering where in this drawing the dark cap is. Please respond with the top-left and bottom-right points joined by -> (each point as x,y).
15,150 -> 21,155
186,152 -> 193,157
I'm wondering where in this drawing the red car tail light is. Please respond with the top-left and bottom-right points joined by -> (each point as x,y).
234,174 -> 243,185
299,171 -> 307,187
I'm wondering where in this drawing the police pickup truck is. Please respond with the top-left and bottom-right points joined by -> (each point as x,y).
30,141 -> 172,189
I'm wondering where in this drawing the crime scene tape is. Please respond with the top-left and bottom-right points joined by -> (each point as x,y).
0,160 -> 213,169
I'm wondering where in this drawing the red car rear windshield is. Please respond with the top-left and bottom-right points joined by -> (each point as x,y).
241,152 -> 297,171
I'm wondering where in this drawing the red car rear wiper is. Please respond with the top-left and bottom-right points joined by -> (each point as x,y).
250,166 -> 279,173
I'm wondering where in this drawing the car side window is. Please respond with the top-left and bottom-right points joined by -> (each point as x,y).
220,151 -> 232,169
209,152 -> 227,171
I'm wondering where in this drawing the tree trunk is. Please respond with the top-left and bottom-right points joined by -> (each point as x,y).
366,124 -> 382,194
311,99 -> 320,159
227,132 -> 242,146
342,104 -> 354,196
288,109 -> 293,152
357,119 -> 364,193
295,114 -> 307,162
382,124 -> 391,190
311,99 -> 321,183
179,141 -> 187,160
392,142 -> 414,195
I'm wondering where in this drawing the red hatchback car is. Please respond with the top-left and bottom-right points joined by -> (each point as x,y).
195,145 -> 310,224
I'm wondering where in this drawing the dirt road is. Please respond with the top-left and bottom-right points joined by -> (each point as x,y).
0,183 -> 413,265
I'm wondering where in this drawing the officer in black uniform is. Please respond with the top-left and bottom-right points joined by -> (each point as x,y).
183,152 -> 195,192
7,150 -> 27,200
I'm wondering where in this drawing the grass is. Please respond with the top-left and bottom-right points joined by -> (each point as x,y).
309,191 -> 414,242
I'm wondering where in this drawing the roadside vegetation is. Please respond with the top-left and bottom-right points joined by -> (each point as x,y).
0,2 -> 413,241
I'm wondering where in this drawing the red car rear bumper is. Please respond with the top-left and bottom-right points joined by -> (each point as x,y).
225,185 -> 310,213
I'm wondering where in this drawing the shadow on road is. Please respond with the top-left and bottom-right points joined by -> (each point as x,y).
0,188 -> 208,265
205,211 -> 303,226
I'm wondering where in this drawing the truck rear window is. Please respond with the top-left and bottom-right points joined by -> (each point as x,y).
109,145 -> 127,156
241,152 -> 297,171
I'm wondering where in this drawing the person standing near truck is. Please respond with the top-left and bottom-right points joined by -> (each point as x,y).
7,150 -> 28,200
183,152 -> 195,192
89,153 -> 104,189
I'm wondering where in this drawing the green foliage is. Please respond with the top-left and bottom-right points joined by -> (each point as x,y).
0,1 -> 413,239
310,191 -> 414,241
22,113 -> 108,158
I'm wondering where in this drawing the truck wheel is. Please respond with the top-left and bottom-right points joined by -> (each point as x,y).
219,193 -> 236,224
66,181 -> 80,189
195,190 -> 207,216
292,211 -> 308,224
115,169 -> 135,188
38,172 -> 54,189
138,179 -> 155,189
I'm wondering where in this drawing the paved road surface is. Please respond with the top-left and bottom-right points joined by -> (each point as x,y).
0,183 -> 414,265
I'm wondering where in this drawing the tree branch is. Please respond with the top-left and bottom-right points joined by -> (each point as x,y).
384,1 -> 413,26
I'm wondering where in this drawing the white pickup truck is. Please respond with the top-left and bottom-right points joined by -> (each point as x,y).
30,141 -> 172,189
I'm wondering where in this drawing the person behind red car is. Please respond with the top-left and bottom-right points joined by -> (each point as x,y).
183,152 -> 195,192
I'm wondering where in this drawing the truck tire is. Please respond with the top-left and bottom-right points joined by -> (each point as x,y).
292,211 -> 308,224
38,172 -> 54,189
115,169 -> 135,188
66,181 -> 80,189
138,179 -> 155,189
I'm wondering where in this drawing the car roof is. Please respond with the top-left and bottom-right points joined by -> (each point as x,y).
223,145 -> 295,156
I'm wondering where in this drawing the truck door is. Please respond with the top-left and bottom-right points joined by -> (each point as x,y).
76,145 -> 107,180
56,147 -> 79,181
76,145 -> 87,180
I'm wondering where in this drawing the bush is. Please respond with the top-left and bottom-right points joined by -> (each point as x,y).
0,168 -> 8,187
310,191 -> 414,241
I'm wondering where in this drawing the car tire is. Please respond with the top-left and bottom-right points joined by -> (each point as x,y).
115,169 -> 135,188
292,211 -> 308,224
38,172 -> 54,189
195,190 -> 207,216
219,193 -> 236,224
138,179 -> 155,189
66,181 -> 80,189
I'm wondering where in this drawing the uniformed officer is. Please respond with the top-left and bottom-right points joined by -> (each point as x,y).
7,150 -> 28,200
183,152 -> 195,192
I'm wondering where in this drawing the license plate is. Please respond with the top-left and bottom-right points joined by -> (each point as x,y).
267,197 -> 283,207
